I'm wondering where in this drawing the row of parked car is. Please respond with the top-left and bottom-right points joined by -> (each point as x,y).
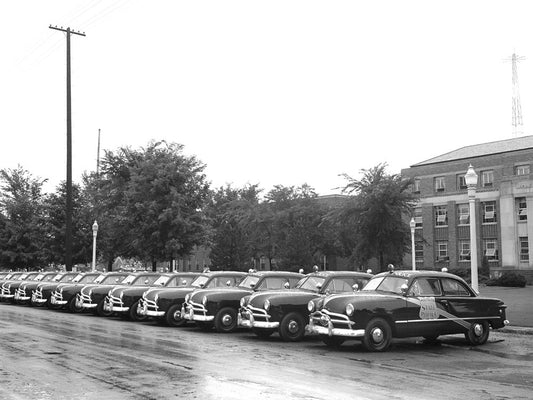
0,266 -> 509,352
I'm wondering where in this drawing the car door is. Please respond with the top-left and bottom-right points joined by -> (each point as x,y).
438,277 -> 483,334
402,277 -> 452,337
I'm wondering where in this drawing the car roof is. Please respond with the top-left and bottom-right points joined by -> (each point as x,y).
374,270 -> 464,280
307,271 -> 373,278
250,271 -> 304,277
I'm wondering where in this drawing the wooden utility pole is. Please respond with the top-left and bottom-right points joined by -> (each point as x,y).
49,25 -> 86,271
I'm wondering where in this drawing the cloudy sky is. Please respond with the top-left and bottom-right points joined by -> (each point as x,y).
1,1 -> 532,195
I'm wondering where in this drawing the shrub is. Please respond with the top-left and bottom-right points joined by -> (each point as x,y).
486,271 -> 527,287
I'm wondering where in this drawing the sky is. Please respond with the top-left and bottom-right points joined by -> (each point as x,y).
1,1 -> 533,196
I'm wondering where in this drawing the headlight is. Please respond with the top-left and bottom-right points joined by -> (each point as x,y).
240,297 -> 246,307
185,294 -> 190,302
263,299 -> 270,311
346,303 -> 354,316
202,296 -> 208,306
307,301 -> 315,312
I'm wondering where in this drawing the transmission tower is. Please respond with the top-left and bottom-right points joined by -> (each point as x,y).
506,52 -> 525,136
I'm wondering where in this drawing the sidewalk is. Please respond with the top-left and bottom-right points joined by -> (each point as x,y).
478,284 -> 533,332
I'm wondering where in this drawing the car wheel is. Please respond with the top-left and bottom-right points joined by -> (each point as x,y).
68,296 -> 83,313
320,335 -> 345,348
279,312 -> 306,342
165,304 -> 187,327
214,307 -> 238,333
129,300 -> 147,322
252,328 -> 275,338
96,299 -> 113,317
465,320 -> 489,345
362,317 -> 392,352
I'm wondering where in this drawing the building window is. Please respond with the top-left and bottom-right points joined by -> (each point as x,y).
482,201 -> 497,224
459,240 -> 470,261
516,165 -> 530,176
517,197 -> 527,221
457,175 -> 467,190
434,206 -> 448,226
483,239 -> 498,261
436,241 -> 448,261
481,170 -> 494,187
457,204 -> 469,225
434,177 -> 445,192
413,179 -> 420,193
519,237 -> 529,262
414,208 -> 422,228
415,242 -> 424,262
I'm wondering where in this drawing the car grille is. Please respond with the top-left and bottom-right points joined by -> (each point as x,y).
108,294 -> 123,307
241,305 -> 271,322
185,299 -> 207,316
139,297 -> 158,311
310,310 -> 354,329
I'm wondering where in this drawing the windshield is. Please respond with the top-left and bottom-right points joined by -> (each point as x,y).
72,274 -> 85,282
59,274 -> 79,282
296,276 -> 326,292
362,275 -> 408,295
131,274 -> 164,286
102,274 -> 130,284
238,276 -> 260,289
191,276 -> 209,288
152,276 -> 169,286
165,276 -> 195,287
78,274 -> 100,284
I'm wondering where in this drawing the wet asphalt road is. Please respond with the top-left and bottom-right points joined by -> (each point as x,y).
0,302 -> 532,400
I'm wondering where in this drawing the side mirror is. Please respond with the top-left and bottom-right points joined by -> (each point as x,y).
144,279 -> 149,284
199,283 -> 205,288
352,283 -> 359,291
316,283 -> 323,290
226,280 -> 231,286
283,282 -> 290,289
400,283 -> 409,295
250,283 -> 256,289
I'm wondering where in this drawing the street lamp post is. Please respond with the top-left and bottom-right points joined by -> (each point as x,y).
92,220 -> 98,272
465,165 -> 479,292
410,217 -> 416,271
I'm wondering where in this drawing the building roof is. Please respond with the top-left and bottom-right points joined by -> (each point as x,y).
411,135 -> 533,167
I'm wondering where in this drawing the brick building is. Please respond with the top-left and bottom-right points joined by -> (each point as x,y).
401,135 -> 533,283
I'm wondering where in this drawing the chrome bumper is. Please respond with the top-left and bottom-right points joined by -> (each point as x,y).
50,296 -> 67,305
182,302 -> 214,322
238,313 -> 279,329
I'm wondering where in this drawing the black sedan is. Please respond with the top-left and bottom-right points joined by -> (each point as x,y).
238,271 -> 372,341
137,271 -> 247,327
308,268 -> 509,351
183,271 -> 304,333
49,272 -> 103,312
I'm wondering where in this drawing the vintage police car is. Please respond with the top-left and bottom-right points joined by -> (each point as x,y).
238,271 -> 372,341
49,272 -> 103,312
308,268 -> 509,351
0,272 -> 40,302
102,272 -> 171,321
138,271 -> 247,327
14,272 -> 60,305
76,272 -> 132,316
183,271 -> 304,333
31,272 -> 80,307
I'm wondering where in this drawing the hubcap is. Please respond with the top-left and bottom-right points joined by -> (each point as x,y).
371,327 -> 384,343
288,320 -> 299,334
473,323 -> 483,337
173,310 -> 181,320
222,314 -> 233,326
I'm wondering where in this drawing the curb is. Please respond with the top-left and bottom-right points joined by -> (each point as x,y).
499,326 -> 533,335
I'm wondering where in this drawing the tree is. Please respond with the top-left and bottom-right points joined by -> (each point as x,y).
91,141 -> 211,270
207,184 -> 261,270
0,166 -> 47,269
336,163 -> 415,272
42,182 -> 93,266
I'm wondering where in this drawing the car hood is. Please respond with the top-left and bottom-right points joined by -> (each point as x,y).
248,289 -> 319,306
145,286 -> 196,301
190,287 -> 251,302
111,286 -> 153,296
322,291 -> 402,312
